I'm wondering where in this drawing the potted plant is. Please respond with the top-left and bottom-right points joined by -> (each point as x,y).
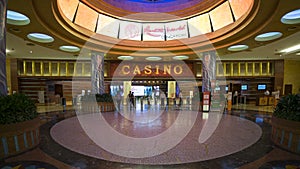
81,93 -> 115,112
0,93 -> 40,158
271,93 -> 300,154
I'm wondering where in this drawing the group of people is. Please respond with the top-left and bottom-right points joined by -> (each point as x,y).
115,90 -> 185,110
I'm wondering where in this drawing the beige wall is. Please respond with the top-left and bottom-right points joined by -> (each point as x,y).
284,60 -> 300,94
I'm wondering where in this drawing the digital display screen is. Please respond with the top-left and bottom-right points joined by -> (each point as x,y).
257,84 -> 266,90
241,84 -> 248,91
131,86 -> 146,96
225,86 -> 228,91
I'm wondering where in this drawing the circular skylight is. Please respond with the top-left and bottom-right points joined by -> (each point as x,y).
145,57 -> 162,61
227,45 -> 249,51
59,45 -> 80,52
255,32 -> 283,41
7,10 -> 30,25
173,55 -> 189,60
281,9 -> 300,24
27,33 -> 54,43
118,56 -> 134,60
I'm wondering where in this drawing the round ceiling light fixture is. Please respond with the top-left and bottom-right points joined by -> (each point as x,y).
59,45 -> 80,52
227,44 -> 249,51
172,55 -> 189,60
7,10 -> 30,25
145,56 -> 162,61
281,9 -> 300,24
118,55 -> 134,60
27,33 -> 54,43
255,32 -> 283,41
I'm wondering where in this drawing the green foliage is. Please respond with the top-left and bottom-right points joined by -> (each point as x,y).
0,93 -> 38,125
81,93 -> 113,103
273,94 -> 300,121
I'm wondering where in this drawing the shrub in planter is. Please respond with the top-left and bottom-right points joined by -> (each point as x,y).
0,93 -> 38,124
273,94 -> 300,121
0,93 -> 40,158
271,94 -> 300,154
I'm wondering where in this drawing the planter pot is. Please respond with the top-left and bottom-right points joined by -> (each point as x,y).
97,102 -> 115,112
271,116 -> 300,154
0,118 -> 40,159
81,102 -> 115,112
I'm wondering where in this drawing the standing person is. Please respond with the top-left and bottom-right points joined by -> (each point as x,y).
116,91 -> 122,111
131,92 -> 135,108
179,90 -> 183,107
127,91 -> 132,108
160,91 -> 166,106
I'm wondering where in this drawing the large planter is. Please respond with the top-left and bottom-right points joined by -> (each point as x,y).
0,118 -> 40,159
81,102 -> 115,112
271,116 -> 300,154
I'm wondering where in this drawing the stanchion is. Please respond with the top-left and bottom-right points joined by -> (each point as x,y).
227,100 -> 232,111
141,98 -> 143,111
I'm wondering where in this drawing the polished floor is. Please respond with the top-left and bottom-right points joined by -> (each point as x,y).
1,103 -> 300,169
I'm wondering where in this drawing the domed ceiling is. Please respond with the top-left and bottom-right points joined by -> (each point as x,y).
102,0 -> 207,13
81,0 -> 223,21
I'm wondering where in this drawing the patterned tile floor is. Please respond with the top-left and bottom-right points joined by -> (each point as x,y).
1,103 -> 300,169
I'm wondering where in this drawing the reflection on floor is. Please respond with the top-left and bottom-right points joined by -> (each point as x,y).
2,103 -> 300,169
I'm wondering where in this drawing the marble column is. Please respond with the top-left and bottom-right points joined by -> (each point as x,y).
202,51 -> 216,92
91,52 -> 105,94
0,0 -> 7,96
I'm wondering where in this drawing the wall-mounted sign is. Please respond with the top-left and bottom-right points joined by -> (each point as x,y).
143,23 -> 165,41
110,62 -> 194,78
96,14 -> 119,38
119,21 -> 142,41
165,20 -> 188,40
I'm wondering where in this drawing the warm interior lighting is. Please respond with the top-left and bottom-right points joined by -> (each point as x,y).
27,33 -> 54,43
145,57 -> 162,61
173,55 -> 189,60
227,44 -> 249,51
59,45 -> 80,52
255,32 -> 283,41
118,56 -> 134,60
281,9 -> 300,24
280,44 -> 300,53
6,10 -> 30,25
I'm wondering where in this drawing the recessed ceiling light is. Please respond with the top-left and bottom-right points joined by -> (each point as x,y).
117,56 -> 134,60
7,10 -> 30,25
173,55 -> 189,60
59,45 -> 80,52
227,45 -> 249,51
255,32 -> 283,41
145,57 -> 162,61
27,33 -> 54,43
281,9 -> 300,24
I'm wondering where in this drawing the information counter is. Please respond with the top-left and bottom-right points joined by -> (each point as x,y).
256,95 -> 274,106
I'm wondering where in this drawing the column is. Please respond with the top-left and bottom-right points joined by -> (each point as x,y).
91,52 -> 105,94
202,51 -> 216,92
0,0 -> 7,96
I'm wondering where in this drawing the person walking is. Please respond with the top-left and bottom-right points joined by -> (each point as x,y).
178,90 -> 183,107
116,91 -> 122,111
